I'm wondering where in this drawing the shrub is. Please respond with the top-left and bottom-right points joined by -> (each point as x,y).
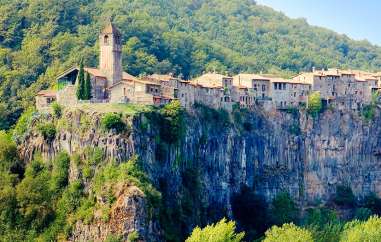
185,218 -> 245,242
16,159 -> 53,230
308,222 -> 343,242
363,193 -> 381,215
0,131 -> 19,172
270,192 -> 299,225
264,223 -> 313,242
334,185 -> 355,207
13,107 -> 35,139
51,102 -> 63,118
354,207 -> 372,221
307,92 -> 322,116
340,216 -> 381,242
50,152 -> 70,191
362,104 -> 375,121
37,122 -> 56,141
105,234 -> 123,242
232,186 -> 269,238
127,231 -> 140,242
159,100 -> 185,144
101,113 -> 126,133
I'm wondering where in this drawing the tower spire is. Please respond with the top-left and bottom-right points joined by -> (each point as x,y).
99,21 -> 122,89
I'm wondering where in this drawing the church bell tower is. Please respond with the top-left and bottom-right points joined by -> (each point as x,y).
99,21 -> 123,87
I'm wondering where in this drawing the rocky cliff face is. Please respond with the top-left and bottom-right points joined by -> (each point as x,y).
19,107 -> 381,241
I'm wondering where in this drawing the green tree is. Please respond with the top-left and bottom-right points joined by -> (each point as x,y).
340,216 -> 381,242
0,131 -> 18,172
270,192 -> 299,225
84,72 -> 92,100
307,91 -> 322,116
263,223 -> 313,242
16,159 -> 53,230
185,218 -> 245,242
76,61 -> 85,100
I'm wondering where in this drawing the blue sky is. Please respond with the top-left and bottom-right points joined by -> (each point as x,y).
257,0 -> 381,46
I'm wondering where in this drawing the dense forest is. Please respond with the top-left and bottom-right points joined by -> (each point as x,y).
2,0 -> 381,129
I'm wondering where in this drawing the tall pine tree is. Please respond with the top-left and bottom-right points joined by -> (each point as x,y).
76,61 -> 85,100
84,72 -> 92,100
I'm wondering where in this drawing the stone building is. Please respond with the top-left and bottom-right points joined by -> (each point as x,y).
268,77 -> 311,109
36,90 -> 57,110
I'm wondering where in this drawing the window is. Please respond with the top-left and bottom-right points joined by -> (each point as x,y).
262,85 -> 266,91
104,35 -> 109,44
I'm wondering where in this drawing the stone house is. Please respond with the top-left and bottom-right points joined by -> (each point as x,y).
233,74 -> 271,100
269,77 -> 311,109
36,90 -> 57,110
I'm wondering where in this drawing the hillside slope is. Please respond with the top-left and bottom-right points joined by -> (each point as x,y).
2,0 -> 381,129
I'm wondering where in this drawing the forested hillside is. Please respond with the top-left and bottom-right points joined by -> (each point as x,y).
2,0 -> 381,129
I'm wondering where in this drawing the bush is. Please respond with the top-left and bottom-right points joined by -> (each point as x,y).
307,92 -> 322,116
185,218 -> 245,242
51,102 -> 63,118
0,131 -> 19,172
362,104 -> 375,121
354,207 -> 372,221
50,152 -> 70,191
127,231 -> 140,242
16,159 -> 53,230
363,193 -> 381,215
232,186 -> 269,239
334,185 -> 355,207
159,100 -> 185,144
13,107 -> 35,139
340,216 -> 381,242
263,223 -> 313,242
270,192 -> 299,225
101,113 -> 126,133
37,122 -> 56,141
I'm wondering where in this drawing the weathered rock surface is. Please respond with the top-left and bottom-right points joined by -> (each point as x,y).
19,108 -> 381,241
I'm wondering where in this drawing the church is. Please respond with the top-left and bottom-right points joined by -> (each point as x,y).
36,22 -> 169,110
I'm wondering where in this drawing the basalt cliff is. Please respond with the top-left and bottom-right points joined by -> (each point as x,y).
18,106 -> 381,241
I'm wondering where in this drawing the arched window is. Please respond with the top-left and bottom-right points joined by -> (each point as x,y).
104,35 -> 109,44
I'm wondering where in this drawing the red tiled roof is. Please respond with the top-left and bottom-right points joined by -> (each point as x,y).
37,90 -> 57,97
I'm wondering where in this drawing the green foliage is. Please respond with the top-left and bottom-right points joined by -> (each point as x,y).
76,60 -> 85,100
37,122 -> 56,141
106,234 -> 123,242
16,159 -> 53,231
270,192 -> 299,225
263,223 -> 313,242
354,208 -> 372,221
51,101 -> 63,118
307,92 -> 322,116
340,216 -> 381,242
101,113 -> 126,133
232,186 -> 269,239
0,131 -> 19,172
50,152 -> 70,192
361,104 -> 375,121
159,100 -> 185,144
334,185 -> 355,207
127,231 -> 140,242
303,208 -> 343,242
13,108 -> 36,139
362,193 -> 381,215
185,218 -> 245,242
83,72 -> 92,100
194,103 -> 231,129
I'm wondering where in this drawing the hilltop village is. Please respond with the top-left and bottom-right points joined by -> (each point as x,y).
36,23 -> 381,112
